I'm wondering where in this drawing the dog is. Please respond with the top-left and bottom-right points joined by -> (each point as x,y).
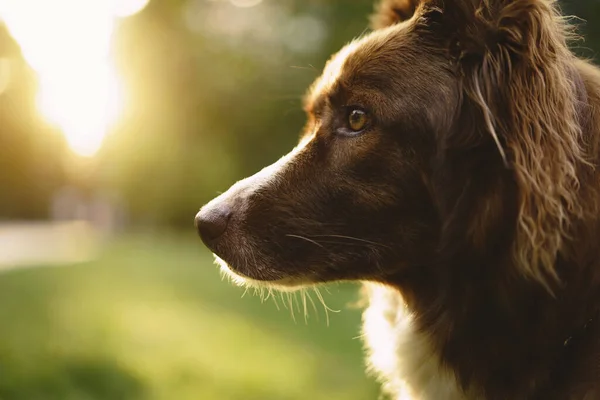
195,0 -> 600,398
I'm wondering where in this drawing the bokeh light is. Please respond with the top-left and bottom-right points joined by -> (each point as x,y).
113,0 -> 151,18
0,0 -> 149,157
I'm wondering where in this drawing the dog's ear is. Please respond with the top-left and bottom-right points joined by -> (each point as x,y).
429,0 -> 589,290
421,0 -> 578,61
371,0 -> 420,29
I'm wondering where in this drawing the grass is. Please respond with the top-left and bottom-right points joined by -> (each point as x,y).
0,232 -> 381,400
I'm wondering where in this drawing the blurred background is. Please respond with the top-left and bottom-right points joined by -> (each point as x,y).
0,0 -> 596,399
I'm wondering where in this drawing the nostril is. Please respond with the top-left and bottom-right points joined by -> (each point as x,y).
195,204 -> 232,246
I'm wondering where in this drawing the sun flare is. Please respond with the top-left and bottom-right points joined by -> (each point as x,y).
0,0 -> 149,157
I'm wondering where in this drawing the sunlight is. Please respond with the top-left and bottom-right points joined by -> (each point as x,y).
0,0 -> 149,157
113,0 -> 150,18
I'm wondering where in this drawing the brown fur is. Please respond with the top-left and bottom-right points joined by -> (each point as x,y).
196,0 -> 600,398
371,0 -> 419,28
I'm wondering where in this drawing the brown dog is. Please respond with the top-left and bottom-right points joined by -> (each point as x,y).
196,0 -> 600,398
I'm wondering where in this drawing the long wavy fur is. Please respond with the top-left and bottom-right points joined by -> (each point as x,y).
456,0 -> 591,289
378,0 -> 593,289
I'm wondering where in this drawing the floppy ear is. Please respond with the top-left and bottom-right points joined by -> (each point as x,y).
371,0 -> 420,29
428,0 -> 590,290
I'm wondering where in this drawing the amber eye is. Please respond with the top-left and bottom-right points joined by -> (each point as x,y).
348,109 -> 368,132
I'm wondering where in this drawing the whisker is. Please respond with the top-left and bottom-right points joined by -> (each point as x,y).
280,217 -> 346,227
271,293 -> 281,311
307,240 -> 372,247
264,288 -> 274,302
260,287 -> 267,303
241,286 -> 249,298
316,287 -> 341,325
242,254 -> 252,298
289,65 -> 317,72
302,289 -> 308,324
280,292 -> 288,310
294,291 -> 302,314
285,234 -> 325,248
313,288 -> 330,327
290,63 -> 318,72
306,291 -> 319,322
357,25 -> 371,39
311,234 -> 390,249
287,292 -> 296,323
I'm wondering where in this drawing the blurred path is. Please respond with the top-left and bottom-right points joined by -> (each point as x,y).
0,221 -> 101,271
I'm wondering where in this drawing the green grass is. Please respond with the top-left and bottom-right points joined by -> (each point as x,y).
0,232 -> 381,400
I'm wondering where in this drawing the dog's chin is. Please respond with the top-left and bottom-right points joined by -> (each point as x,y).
214,256 -> 311,292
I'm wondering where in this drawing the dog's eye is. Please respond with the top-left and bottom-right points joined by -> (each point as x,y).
348,109 -> 368,132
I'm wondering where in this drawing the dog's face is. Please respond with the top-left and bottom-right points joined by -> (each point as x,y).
196,18 -> 459,287
196,0 -> 582,291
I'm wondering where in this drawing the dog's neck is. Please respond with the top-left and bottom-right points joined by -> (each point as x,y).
381,255 -> 600,399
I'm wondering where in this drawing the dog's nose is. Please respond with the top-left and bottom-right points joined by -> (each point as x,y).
195,204 -> 232,248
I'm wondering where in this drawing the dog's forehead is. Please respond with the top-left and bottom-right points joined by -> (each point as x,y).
305,23 -> 414,109
307,40 -> 360,104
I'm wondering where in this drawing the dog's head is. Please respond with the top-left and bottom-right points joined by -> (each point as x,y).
196,0 -> 589,292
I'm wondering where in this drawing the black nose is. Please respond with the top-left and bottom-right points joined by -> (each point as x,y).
195,204 -> 232,249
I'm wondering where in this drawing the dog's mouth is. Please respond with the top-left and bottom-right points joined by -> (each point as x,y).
195,197 -> 326,288
199,220 -> 312,286
213,255 -> 313,291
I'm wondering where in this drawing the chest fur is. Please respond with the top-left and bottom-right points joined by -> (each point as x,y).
361,283 -> 473,400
